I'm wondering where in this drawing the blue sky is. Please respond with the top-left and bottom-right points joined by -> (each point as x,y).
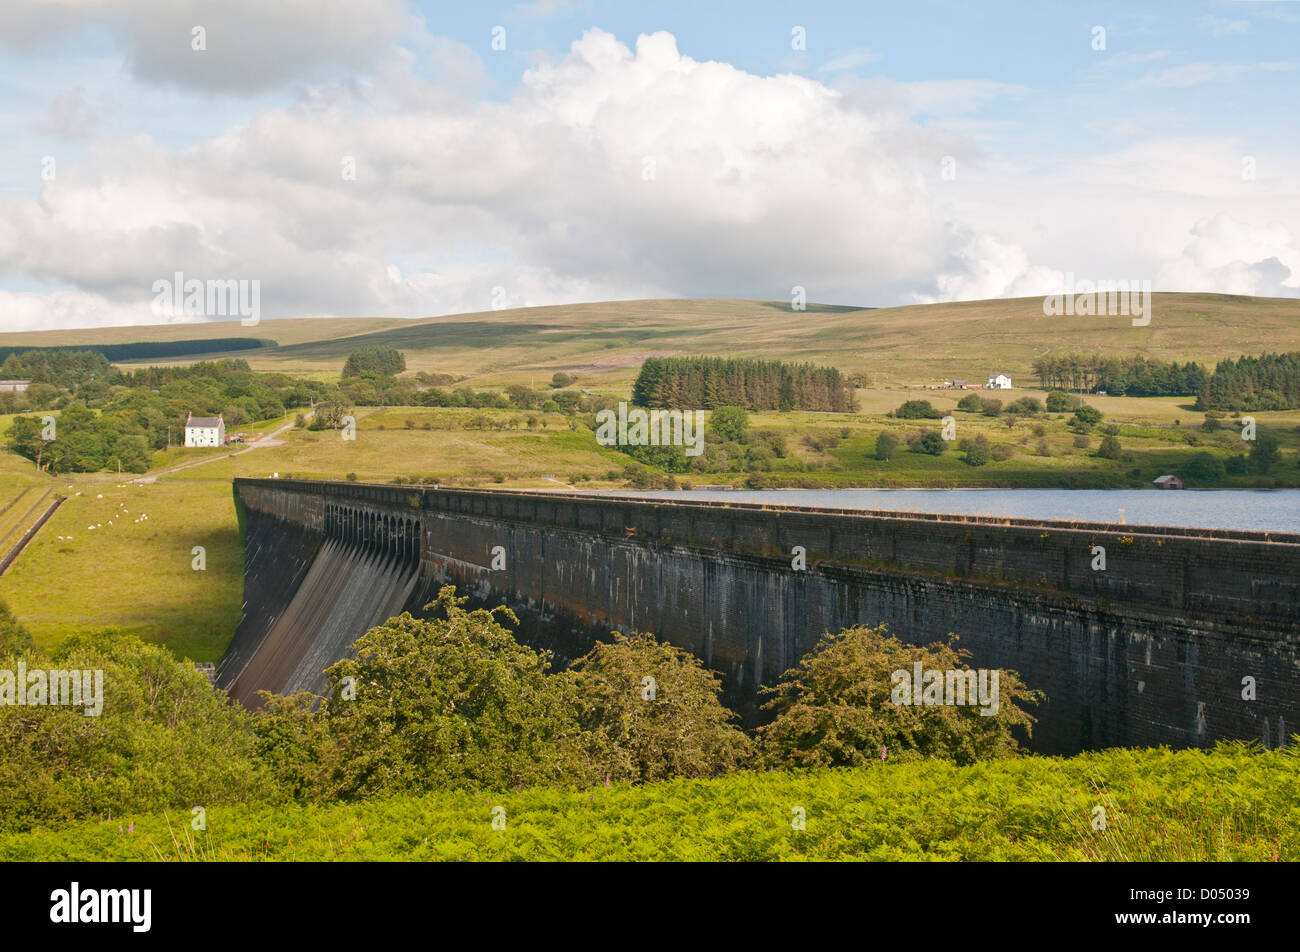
0,0 -> 1296,328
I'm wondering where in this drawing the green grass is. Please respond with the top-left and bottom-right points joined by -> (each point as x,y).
0,475 -> 241,661
2,743 -> 1294,861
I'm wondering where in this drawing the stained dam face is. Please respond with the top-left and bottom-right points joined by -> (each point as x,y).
223,478 -> 1300,753
219,497 -> 420,707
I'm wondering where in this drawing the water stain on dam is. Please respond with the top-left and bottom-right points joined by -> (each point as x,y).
225,541 -> 417,707
219,494 -> 420,708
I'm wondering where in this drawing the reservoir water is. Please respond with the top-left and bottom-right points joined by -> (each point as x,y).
606,488 -> 1300,533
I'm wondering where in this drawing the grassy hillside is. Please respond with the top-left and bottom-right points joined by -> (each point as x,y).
2,744 -> 1294,861
3,293 -> 1298,387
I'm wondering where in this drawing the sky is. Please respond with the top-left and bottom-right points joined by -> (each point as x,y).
0,0 -> 1297,331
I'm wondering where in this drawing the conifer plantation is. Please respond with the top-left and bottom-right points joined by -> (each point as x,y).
1031,353 -> 1206,396
631,357 -> 855,412
1197,352 -> 1300,411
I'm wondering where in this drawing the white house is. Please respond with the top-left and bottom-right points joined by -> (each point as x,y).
184,412 -> 225,447
0,380 -> 30,392
987,373 -> 1012,390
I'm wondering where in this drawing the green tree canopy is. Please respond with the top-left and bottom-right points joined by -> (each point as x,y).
0,630 -> 265,833
893,400 -> 942,419
342,346 -> 406,378
759,624 -> 1041,768
566,631 -> 753,784
708,406 -> 749,443
271,587 -> 599,800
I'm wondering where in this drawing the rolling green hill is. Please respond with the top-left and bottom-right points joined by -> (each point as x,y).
3,293 -> 1298,387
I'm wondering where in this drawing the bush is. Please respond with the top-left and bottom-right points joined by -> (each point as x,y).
893,400 -> 942,420
1249,433 -> 1282,474
551,372 -> 574,388
990,444 -> 1014,461
308,402 -> 353,431
758,624 -> 1041,768
1097,435 -> 1122,459
708,406 -> 749,443
1,629 -> 267,833
1045,391 -> 1078,413
1008,397 -> 1043,415
566,632 -> 753,783
956,394 -> 983,412
980,398 -> 1003,416
916,431 -> 946,455
1072,435 -> 1091,449
963,434 -> 990,466
1072,405 -> 1103,426
265,588 -> 600,800
874,432 -> 899,461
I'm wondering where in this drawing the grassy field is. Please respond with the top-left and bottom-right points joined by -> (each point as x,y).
2,743 -> 1294,861
0,474 -> 242,661
3,293 -> 1299,388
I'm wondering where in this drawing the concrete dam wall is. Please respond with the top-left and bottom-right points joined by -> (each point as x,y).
225,477 -> 1300,754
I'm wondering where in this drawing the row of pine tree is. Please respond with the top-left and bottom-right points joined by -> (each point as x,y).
631,357 -> 855,412
1031,354 -> 1206,396
1197,352 -> 1300,410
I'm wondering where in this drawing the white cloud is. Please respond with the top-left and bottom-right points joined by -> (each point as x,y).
3,28 -> 1026,328
922,230 -> 1063,303
0,0 -> 410,93
3,26 -> 1297,334
0,289 -> 156,331
819,48 -> 879,73
1158,214 -> 1299,296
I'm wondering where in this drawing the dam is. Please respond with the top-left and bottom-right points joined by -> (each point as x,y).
221,477 -> 1300,755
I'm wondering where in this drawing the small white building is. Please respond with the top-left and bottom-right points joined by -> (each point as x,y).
987,373 -> 1012,390
0,380 -> 31,392
184,412 -> 225,447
